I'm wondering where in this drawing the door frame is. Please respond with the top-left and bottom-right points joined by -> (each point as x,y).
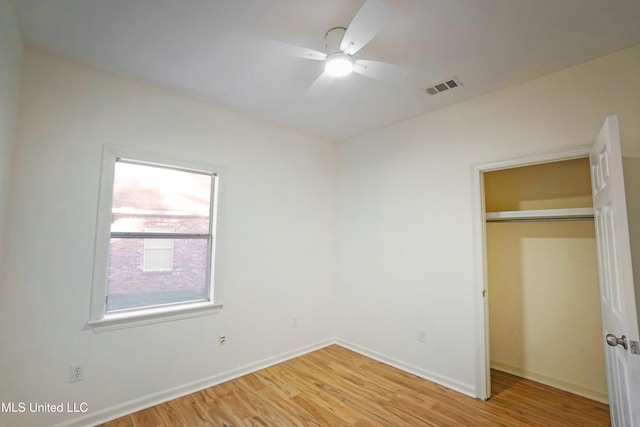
471,144 -> 593,399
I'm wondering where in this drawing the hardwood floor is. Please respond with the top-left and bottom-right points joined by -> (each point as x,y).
99,345 -> 610,426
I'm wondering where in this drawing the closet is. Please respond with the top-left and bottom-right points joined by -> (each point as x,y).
484,157 -> 608,403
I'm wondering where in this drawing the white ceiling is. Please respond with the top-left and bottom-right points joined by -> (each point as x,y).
14,0 -> 640,141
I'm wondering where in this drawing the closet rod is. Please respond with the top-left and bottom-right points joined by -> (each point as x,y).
486,216 -> 594,223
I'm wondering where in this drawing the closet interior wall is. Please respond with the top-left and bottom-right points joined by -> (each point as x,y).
623,155 -> 640,327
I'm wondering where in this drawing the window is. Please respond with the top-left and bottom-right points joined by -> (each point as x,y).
90,146 -> 222,331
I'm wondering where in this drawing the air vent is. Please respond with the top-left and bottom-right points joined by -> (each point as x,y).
424,77 -> 462,96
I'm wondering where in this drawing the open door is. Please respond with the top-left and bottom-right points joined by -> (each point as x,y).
590,115 -> 640,426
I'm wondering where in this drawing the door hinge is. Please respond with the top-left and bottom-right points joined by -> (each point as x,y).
631,340 -> 640,355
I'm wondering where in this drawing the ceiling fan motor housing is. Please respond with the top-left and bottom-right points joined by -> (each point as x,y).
324,27 -> 347,54
324,27 -> 354,77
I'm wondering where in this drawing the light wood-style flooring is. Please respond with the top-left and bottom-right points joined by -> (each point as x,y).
99,344 -> 610,426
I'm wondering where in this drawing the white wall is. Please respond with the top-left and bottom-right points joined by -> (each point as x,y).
336,45 -> 640,395
0,50 -> 336,427
0,0 -> 22,267
3,27 -> 640,426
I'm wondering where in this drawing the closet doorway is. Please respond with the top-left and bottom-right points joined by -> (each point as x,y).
482,156 -> 607,404
472,145 -> 607,400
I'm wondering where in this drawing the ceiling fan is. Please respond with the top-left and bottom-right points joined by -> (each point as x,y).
264,0 -> 406,97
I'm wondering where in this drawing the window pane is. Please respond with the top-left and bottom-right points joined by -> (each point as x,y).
106,238 -> 209,312
111,161 -> 211,234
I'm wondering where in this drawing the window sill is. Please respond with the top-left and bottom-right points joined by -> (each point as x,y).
88,301 -> 223,332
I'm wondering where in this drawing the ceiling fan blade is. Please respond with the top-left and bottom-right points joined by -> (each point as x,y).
306,72 -> 335,98
260,39 -> 327,61
340,0 -> 392,56
353,59 -> 407,84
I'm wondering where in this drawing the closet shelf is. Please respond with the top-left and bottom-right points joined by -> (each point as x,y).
486,207 -> 594,222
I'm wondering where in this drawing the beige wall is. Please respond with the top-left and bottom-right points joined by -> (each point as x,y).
623,156 -> 640,328
487,222 -> 606,400
484,157 -> 593,211
485,159 -> 606,401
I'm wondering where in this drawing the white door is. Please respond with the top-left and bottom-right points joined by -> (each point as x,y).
590,115 -> 640,426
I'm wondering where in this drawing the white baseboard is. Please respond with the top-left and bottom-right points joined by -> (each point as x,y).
52,338 -> 336,427
490,360 -> 609,404
54,338 -> 480,426
336,339 -> 476,398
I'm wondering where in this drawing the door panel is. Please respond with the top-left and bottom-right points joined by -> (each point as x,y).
590,115 -> 640,426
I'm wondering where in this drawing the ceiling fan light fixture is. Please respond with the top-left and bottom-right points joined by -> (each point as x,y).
325,53 -> 354,77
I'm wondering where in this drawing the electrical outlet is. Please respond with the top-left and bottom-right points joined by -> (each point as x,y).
218,334 -> 226,345
69,363 -> 84,383
417,329 -> 427,343
292,316 -> 299,328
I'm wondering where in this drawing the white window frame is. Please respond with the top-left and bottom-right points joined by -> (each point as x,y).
89,145 -> 223,332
